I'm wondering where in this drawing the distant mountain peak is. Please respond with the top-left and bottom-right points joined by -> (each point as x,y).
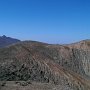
0,35 -> 20,48
2,35 -> 7,37
0,35 -> 9,39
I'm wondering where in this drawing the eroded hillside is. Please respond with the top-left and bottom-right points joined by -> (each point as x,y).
0,40 -> 90,90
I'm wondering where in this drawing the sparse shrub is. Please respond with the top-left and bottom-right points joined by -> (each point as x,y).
15,81 -> 20,84
15,81 -> 32,86
26,80 -> 32,84
19,81 -> 28,86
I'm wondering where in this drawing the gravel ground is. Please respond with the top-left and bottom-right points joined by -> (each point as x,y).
0,81 -> 73,90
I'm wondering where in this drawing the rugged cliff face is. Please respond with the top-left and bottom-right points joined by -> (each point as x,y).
68,40 -> 90,77
0,40 -> 90,90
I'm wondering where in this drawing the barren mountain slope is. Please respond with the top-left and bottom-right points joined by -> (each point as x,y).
0,40 -> 90,90
39,40 -> 90,78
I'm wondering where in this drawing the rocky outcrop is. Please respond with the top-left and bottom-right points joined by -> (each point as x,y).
46,40 -> 90,78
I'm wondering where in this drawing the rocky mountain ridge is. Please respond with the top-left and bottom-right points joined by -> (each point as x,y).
0,35 -> 20,48
0,40 -> 90,90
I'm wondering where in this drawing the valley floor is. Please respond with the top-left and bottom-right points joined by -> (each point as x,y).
0,81 -> 73,90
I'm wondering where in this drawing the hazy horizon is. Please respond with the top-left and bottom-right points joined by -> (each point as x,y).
0,0 -> 90,44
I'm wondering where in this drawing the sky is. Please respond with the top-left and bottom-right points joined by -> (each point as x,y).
0,0 -> 90,44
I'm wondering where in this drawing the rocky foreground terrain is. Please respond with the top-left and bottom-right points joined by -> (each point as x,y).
0,39 -> 90,90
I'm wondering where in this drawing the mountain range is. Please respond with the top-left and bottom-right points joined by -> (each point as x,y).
0,35 -> 20,48
0,36 -> 90,90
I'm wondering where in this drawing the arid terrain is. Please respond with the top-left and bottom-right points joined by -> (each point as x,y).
0,39 -> 90,90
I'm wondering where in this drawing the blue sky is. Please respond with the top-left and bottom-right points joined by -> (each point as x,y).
0,0 -> 90,44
